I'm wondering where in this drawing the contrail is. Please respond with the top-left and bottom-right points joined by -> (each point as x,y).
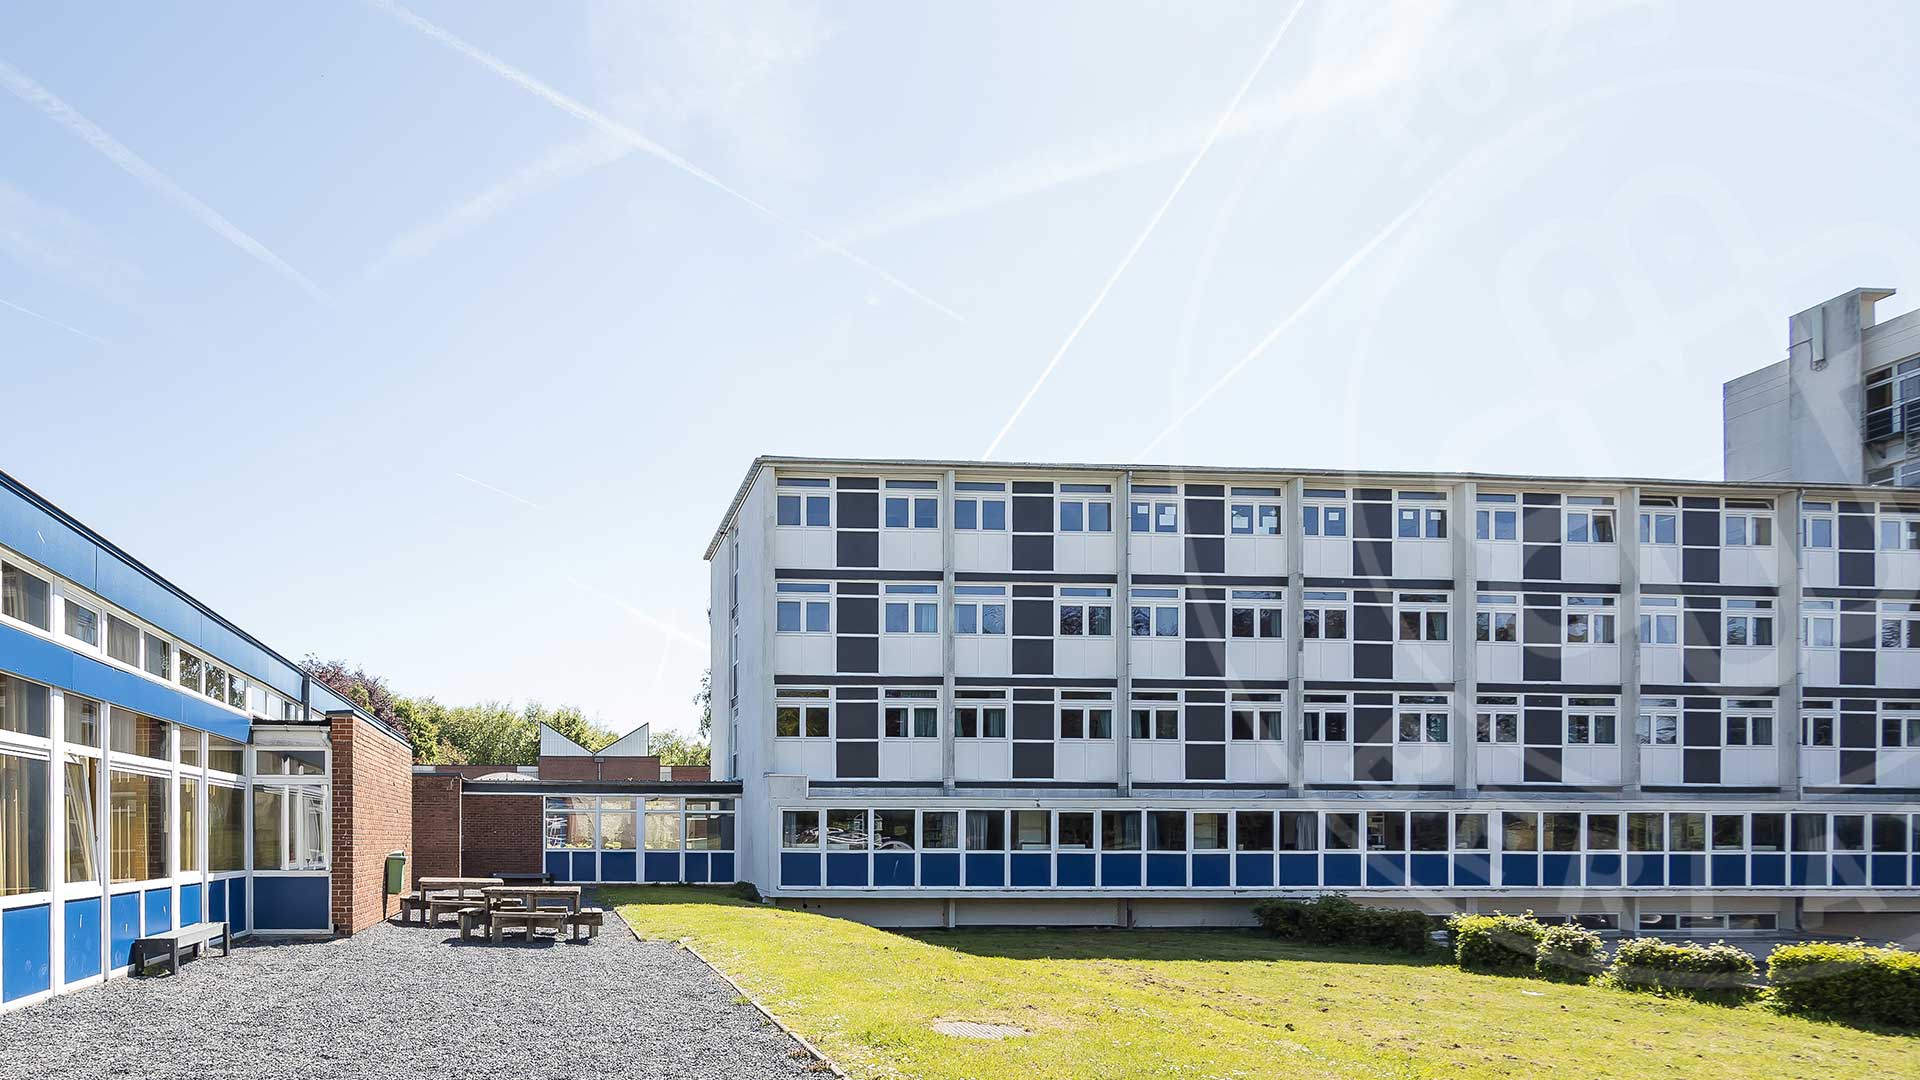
566,576 -> 707,648
453,471 -> 543,510
0,296 -> 107,345
0,61 -> 331,306
981,0 -> 1308,458
366,0 -> 963,322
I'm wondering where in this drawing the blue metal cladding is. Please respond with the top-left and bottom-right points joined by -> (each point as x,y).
1540,854 -> 1578,888
1364,854 -> 1405,888
826,853 -> 869,887
226,878 -> 248,932
1234,853 -> 1273,887
62,898 -> 101,984
1192,854 -> 1230,888
1711,855 -> 1748,887
1277,854 -> 1318,886
1831,853 -> 1870,888
1451,853 -> 1489,887
1057,852 -> 1096,887
918,853 -> 959,887
683,852 -> 711,883
1322,853 -> 1362,887
644,852 -> 682,883
2,904 -> 50,1001
108,892 -> 140,969
569,851 -> 598,883
1145,854 -> 1186,888
0,622 -> 249,742
1627,854 -> 1664,887
875,852 -> 916,887
962,853 -> 1003,888
710,853 -> 735,882
600,851 -> 638,882
209,880 -> 228,924
1791,854 -> 1828,887
780,852 -> 822,887
143,888 -> 172,935
1751,854 -> 1786,886
544,851 -> 569,881
1667,855 -> 1706,887
253,876 -> 328,931
1877,855 -> 1911,887
1098,853 -> 1140,888
1585,853 -> 1621,886
1408,854 -> 1449,888
179,883 -> 203,926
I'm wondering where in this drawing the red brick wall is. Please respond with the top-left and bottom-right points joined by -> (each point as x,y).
329,716 -> 414,934
598,755 -> 662,781
411,774 -> 462,879
460,794 -> 543,876
537,756 -> 598,781
663,765 -> 710,781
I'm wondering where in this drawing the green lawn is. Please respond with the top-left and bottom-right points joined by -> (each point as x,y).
607,887 -> 1911,1080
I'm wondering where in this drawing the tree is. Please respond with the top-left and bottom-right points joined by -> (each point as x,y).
651,728 -> 711,766
694,669 -> 712,738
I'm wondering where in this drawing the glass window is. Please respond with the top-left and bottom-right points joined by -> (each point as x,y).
1502,812 -> 1538,851
108,708 -> 167,759
204,667 -> 227,703
105,614 -> 140,666
1751,813 -> 1786,852
1057,811 -> 1094,851
1712,814 -> 1745,851
257,749 -> 325,776
1668,813 -> 1706,852
0,676 -> 50,738
177,652 -> 202,694
967,810 -> 1005,850
1627,813 -> 1664,852
826,809 -> 869,850
1013,810 -> 1050,851
64,600 -> 98,646
1585,814 -> 1620,850
686,812 -> 731,851
1099,810 -> 1140,851
253,786 -> 285,869
111,768 -> 168,882
601,811 -> 637,851
208,784 -> 244,872
65,694 -> 100,747
548,810 -> 594,849
1453,814 -> 1488,850
179,777 -> 202,872
1235,811 -> 1274,851
1,563 -> 50,629
1148,811 -> 1186,852
1324,812 -> 1360,850
64,756 -> 98,883
291,787 -> 326,869
1,754 -> 48,895
1279,812 -> 1317,851
877,810 -> 918,851
783,810 -> 821,847
208,736 -> 244,774
645,810 -> 683,850
923,811 -> 960,850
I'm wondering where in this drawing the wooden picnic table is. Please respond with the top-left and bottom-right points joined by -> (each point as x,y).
476,885 -> 585,944
402,877 -> 504,927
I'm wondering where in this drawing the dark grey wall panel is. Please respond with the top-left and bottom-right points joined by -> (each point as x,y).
1682,749 -> 1721,785
1841,613 -> 1877,649
1011,703 -> 1054,740
1011,599 -> 1053,637
836,491 -> 878,528
1838,515 -> 1875,551
1184,602 -> 1226,638
1840,713 -> 1877,748
1352,541 -> 1392,578
835,741 -> 878,778
1522,647 -> 1562,682
1011,742 -> 1055,779
1184,744 -> 1225,781
1353,643 -> 1393,680
1184,537 -> 1224,574
1011,637 -> 1054,675
1353,745 -> 1393,782
1682,649 -> 1721,684
1681,547 -> 1720,584
1683,712 -> 1721,746
1523,748 -> 1562,784
1522,507 -> 1560,544
1185,498 -> 1225,536
835,636 -> 878,674
1184,640 -> 1225,678
1683,609 -> 1721,648
835,702 -> 878,739
1012,496 -> 1053,532
1353,503 -> 1392,540
1522,606 -> 1560,644
1523,711 -> 1559,745
1185,705 -> 1225,742
1840,650 -> 1876,685
1839,552 -> 1875,587
1839,750 -> 1877,785
1352,706 -> 1392,744
1521,545 -> 1561,581
836,531 -> 879,567
836,597 -> 878,635
1352,605 -> 1391,642
1011,534 -> 1054,571
1681,510 -> 1719,547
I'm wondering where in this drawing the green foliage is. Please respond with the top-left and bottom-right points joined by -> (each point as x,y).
1767,941 -> 1920,1029
1447,912 -> 1547,975
1251,894 -> 1433,955
1606,938 -> 1758,1004
695,669 -> 712,738
1535,923 -> 1605,983
651,728 -> 712,766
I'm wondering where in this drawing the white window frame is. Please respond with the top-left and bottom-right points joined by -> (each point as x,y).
1301,590 -> 1350,641
775,582 -> 833,636
882,584 -> 940,636
882,484 -> 940,531
1130,492 -> 1180,534
1056,497 -> 1113,534
1302,695 -> 1351,743
882,689 -> 941,739
1637,697 -> 1680,745
952,585 -> 1007,636
1879,601 -> 1920,650
952,481 -> 1007,532
1639,596 -> 1680,645
1475,696 -> 1519,744
1229,694 -> 1285,741
1395,695 -> 1450,743
1057,694 -> 1115,741
1129,695 -> 1181,740
1396,592 -> 1449,642
774,689 -> 832,739
1723,510 -> 1774,547
1564,504 -> 1616,544
1474,593 -> 1519,643
1801,501 -> 1835,550
1564,697 -> 1619,746
1301,490 -> 1348,538
1638,502 -> 1678,546
1723,700 -> 1775,747
953,692 -> 1009,739
1475,493 -> 1519,542
1228,500 -> 1282,536
1057,587 -> 1114,638
1229,590 -> 1284,639
1564,596 -> 1617,644
1724,599 -> 1775,649
1802,600 -> 1837,649
774,479 -> 833,529
1129,588 -> 1180,638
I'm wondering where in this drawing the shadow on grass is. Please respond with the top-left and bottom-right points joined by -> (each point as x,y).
601,884 -> 761,908
903,925 -> 1450,969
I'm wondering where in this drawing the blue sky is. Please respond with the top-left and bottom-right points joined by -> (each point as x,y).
3,2 -> 1918,740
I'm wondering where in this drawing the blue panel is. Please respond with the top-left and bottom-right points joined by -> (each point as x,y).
2,904 -> 50,1001
1322,853 -> 1362,887
710,853 -> 735,883
1667,854 -> 1705,888
780,852 -> 821,887
143,888 -> 172,934
1627,853 -> 1664,887
1540,854 -> 1578,888
1278,853 -> 1319,886
1409,853 -> 1449,888
109,892 -> 141,969
1831,852 -> 1869,887
93,551 -> 201,655
1580,853 -> 1617,886
1008,853 -> 1050,888
683,852 -> 710,883
1235,853 -> 1273,887
1056,852 -> 1095,887
1871,854 -> 1908,887
1099,853 -> 1141,888
0,488 -> 97,589
1145,854 -> 1186,888
544,851 -> 570,881
600,851 -> 638,882
825,853 -> 868,888
209,879 -> 227,923
63,898 -> 101,984
963,853 -> 1004,888
253,876 -> 328,931
919,852 -> 959,887
874,852 -> 915,887
1192,853 -> 1230,888
227,877 -> 247,932
1711,854 -> 1747,887
0,622 -> 249,742
1750,853 -> 1786,886
1451,853 -> 1490,887
1500,854 -> 1538,888
570,851 -> 598,883
644,852 -> 681,883
1791,854 -> 1828,887
179,883 -> 203,926
1365,854 -> 1406,887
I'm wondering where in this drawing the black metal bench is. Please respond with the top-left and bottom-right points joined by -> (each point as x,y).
133,921 -> 229,976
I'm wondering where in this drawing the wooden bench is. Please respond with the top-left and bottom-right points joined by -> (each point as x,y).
133,921 -> 229,977
457,905 -> 489,941
398,894 -> 432,925
566,908 -> 604,942
488,908 -> 569,944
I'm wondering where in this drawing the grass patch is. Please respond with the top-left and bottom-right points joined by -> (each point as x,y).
609,886 -> 1913,1080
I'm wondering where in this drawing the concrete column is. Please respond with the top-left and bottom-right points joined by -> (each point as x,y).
941,469 -> 957,795
1620,487 -> 1642,796
1452,481 -> 1477,793
1775,489 -> 1803,797
1116,470 -> 1134,798
1286,477 -> 1307,795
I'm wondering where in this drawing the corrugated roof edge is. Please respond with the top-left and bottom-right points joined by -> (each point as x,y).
0,467 -> 407,748
701,453 -> 1881,561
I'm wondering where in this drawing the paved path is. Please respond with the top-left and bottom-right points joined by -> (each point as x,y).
0,910 -> 816,1080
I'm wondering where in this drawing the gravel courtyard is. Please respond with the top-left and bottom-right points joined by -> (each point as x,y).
0,911 -> 819,1080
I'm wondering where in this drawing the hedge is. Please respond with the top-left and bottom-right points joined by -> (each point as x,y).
1447,913 -> 1548,975
1767,941 -> 1920,1029
1251,895 -> 1433,955
1606,938 -> 1758,1004
1535,923 -> 1605,983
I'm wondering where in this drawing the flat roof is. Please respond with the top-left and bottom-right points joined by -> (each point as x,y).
703,454 -> 1889,560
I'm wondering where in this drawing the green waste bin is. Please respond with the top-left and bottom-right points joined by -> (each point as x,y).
385,851 -> 407,896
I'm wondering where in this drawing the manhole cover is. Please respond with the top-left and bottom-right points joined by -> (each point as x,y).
932,1020 -> 1029,1040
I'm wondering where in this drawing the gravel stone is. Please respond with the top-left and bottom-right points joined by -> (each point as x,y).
0,910 -> 818,1080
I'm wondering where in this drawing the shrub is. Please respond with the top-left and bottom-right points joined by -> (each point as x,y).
1447,913 -> 1546,976
1606,938 -> 1758,1004
725,880 -> 764,903
1535,923 -> 1606,983
1767,941 -> 1920,1029
1251,895 -> 1433,955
